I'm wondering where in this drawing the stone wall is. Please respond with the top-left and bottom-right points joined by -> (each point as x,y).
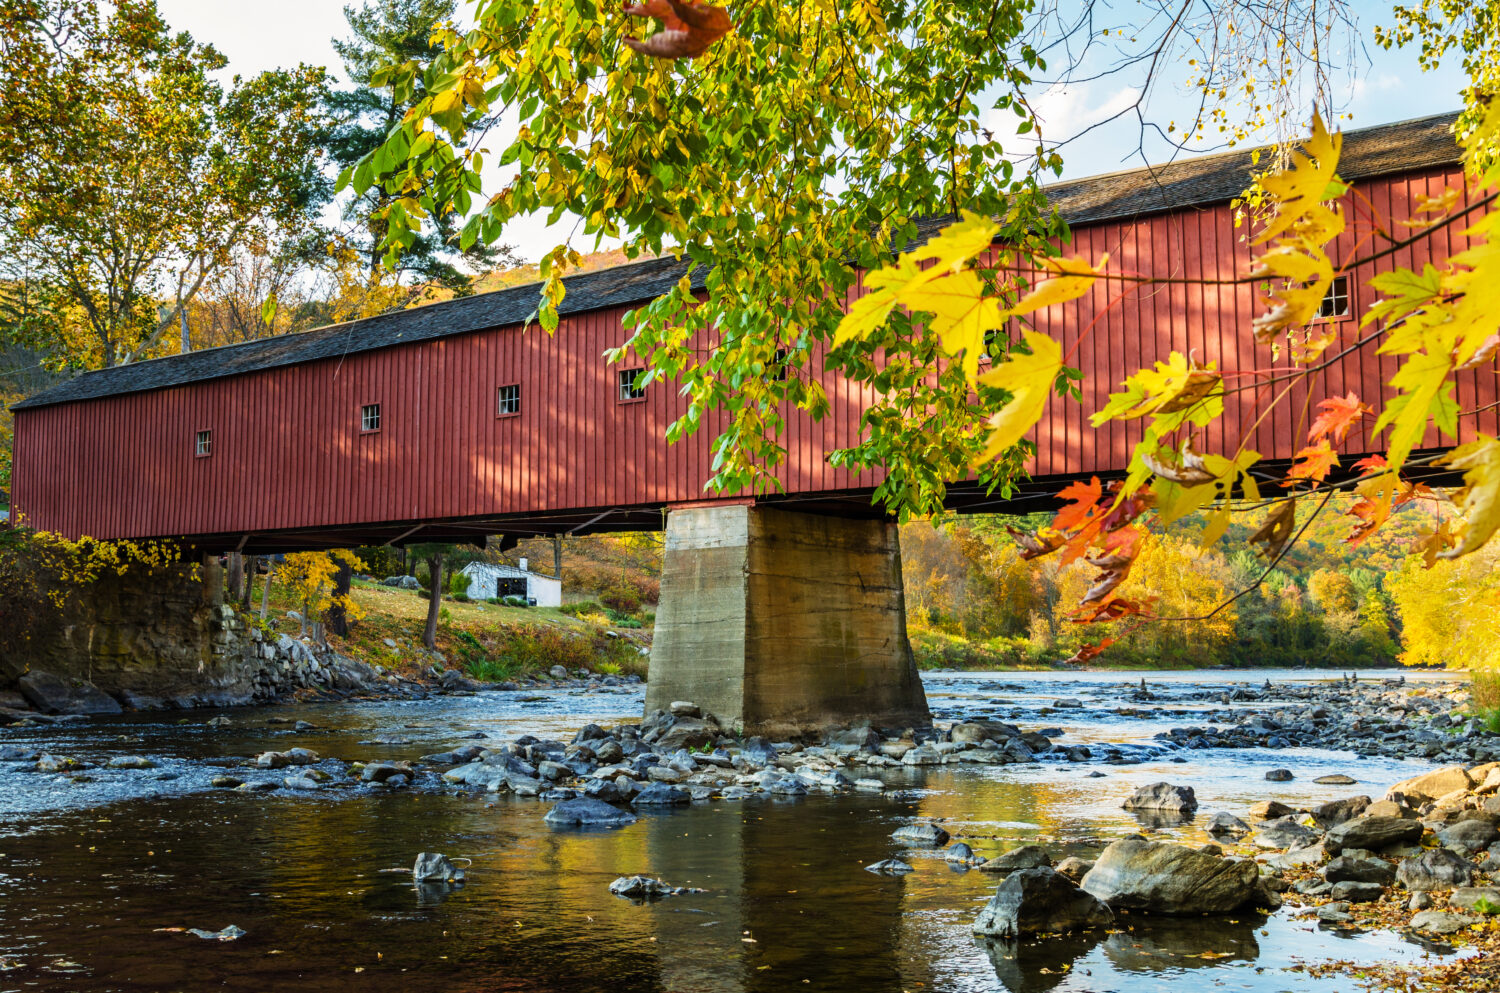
0,559 -> 379,714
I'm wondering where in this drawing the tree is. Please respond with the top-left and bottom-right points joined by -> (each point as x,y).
279,550 -> 364,645
357,2 -> 1500,662
0,0 -> 331,369
326,0 -> 517,292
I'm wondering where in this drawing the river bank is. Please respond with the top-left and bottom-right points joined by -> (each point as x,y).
0,669 -> 1490,992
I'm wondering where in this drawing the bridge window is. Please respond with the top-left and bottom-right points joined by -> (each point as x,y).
195,430 -> 212,458
773,348 -> 788,382
361,403 -> 381,433
618,368 -> 647,401
497,384 -> 520,416
1318,275 -> 1351,319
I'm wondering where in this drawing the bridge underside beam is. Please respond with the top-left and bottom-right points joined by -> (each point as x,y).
646,504 -> 930,737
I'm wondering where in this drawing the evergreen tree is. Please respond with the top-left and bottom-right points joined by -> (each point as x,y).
326,0 -> 518,291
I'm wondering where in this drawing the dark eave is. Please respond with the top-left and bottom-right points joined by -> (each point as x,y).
14,111 -> 1461,413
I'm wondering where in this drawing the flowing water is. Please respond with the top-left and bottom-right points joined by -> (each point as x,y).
0,670 -> 1470,992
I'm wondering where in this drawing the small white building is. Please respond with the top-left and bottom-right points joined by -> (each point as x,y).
459,559 -> 562,607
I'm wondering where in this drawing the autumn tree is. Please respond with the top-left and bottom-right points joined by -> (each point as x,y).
0,0 -> 331,369
278,550 -> 365,645
355,1 -> 1500,663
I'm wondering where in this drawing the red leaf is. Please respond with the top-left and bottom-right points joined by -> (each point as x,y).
1064,636 -> 1117,665
1352,454 -> 1388,472
623,0 -> 732,59
1307,392 -> 1371,445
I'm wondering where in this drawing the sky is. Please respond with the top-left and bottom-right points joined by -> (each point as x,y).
157,0 -> 1470,265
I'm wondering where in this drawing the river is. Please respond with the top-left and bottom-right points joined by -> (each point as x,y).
0,670 -> 1469,992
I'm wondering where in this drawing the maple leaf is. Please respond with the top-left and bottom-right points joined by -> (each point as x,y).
973,331 -> 1062,462
1307,392 -> 1371,445
623,0 -> 733,60
1003,254 -> 1106,318
1141,440 -> 1218,485
1351,455 -> 1388,473
1285,441 -> 1340,485
1253,111 -> 1343,247
1248,500 -> 1296,560
1415,519 -> 1458,568
1052,477 -> 1103,532
1439,435 -> 1500,559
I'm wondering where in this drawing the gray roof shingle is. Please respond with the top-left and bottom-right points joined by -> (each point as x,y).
15,111 -> 1461,412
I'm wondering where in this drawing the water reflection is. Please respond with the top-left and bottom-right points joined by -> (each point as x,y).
0,671 -> 1471,992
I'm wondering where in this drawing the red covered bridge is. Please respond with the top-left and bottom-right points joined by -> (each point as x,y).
9,112 -> 1483,555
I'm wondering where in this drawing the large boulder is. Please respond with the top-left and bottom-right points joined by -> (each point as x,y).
1206,813 -> 1251,839
412,852 -> 465,882
17,670 -> 122,715
980,845 -> 1053,872
973,867 -> 1114,938
1081,839 -> 1259,914
1322,855 -> 1395,886
1396,849 -> 1475,891
1437,819 -> 1500,854
1390,766 -> 1474,803
951,721 -> 1020,746
1310,796 -> 1371,829
1122,782 -> 1197,814
1324,816 -> 1424,854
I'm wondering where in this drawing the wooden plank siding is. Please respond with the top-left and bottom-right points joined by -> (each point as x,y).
10,164 -> 1492,550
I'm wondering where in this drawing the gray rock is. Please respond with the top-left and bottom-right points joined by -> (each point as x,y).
972,867 -> 1114,938
1206,812 -> 1251,839
1310,796 -> 1371,829
1397,849 -> 1476,891
361,762 -> 413,783
1317,901 -> 1352,923
1323,855 -> 1395,885
1409,892 -> 1433,911
945,842 -> 976,863
864,858 -> 914,875
1449,886 -> 1500,913
1055,857 -> 1094,882
668,701 -> 700,717
17,671 -> 122,715
548,665 -> 569,679
891,822 -> 950,847
36,753 -> 86,773
1121,782 -> 1197,814
412,852 -> 465,882
1314,774 -> 1357,785
1330,880 -> 1385,902
107,755 -> 156,769
1410,910 -> 1475,934
980,845 -> 1053,872
1252,816 -> 1318,850
211,775 -> 243,788
1081,839 -> 1259,914
608,875 -> 703,899
1438,819 -> 1500,854
1265,769 -> 1294,782
1325,816 -> 1424,855
543,798 -> 638,828
632,783 -> 691,806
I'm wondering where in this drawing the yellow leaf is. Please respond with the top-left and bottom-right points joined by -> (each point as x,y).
906,269 -> 1004,382
911,210 -> 999,272
1440,435 -> 1500,558
973,331 -> 1062,462
1253,111 -> 1342,247
1005,255 -> 1104,318
1373,348 -> 1456,471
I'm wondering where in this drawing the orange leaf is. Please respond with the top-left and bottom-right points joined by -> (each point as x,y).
1352,455 -> 1388,472
1285,442 -> 1340,484
1053,477 -> 1103,531
1307,392 -> 1371,445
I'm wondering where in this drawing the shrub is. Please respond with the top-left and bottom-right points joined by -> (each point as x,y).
558,600 -> 604,617
502,595 -> 530,608
600,584 -> 641,613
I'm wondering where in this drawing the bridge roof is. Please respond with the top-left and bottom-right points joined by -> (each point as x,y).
15,111 -> 1461,412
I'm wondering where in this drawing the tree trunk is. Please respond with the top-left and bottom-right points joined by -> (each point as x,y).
259,562 -> 274,621
553,534 -> 563,578
423,554 -> 444,650
241,556 -> 258,610
225,552 -> 243,603
326,559 -> 353,638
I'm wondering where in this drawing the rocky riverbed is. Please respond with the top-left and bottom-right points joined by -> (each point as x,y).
0,668 -> 1489,992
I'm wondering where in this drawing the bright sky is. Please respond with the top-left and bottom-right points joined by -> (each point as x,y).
158,0 -> 1470,265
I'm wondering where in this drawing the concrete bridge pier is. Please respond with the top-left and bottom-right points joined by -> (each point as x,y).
645,504 -> 930,737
